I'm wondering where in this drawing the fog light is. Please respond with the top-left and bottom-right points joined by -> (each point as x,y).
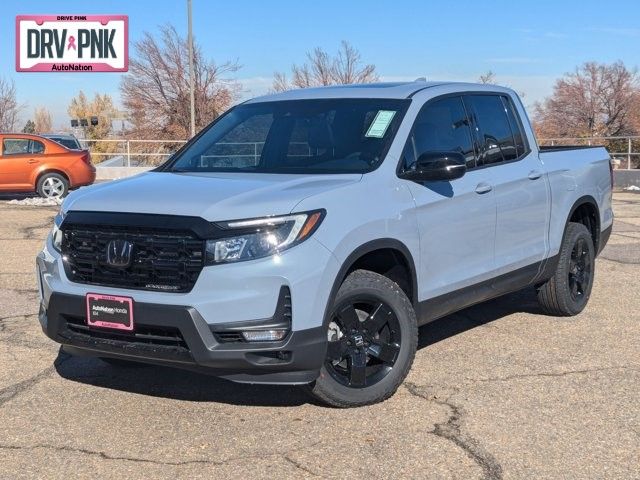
241,330 -> 288,342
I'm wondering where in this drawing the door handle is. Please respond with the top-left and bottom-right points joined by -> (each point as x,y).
475,182 -> 493,194
528,170 -> 542,180
27,159 -> 39,164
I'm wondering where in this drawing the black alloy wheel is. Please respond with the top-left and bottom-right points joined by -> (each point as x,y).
325,298 -> 401,388
305,270 -> 418,408
537,222 -> 595,316
568,236 -> 593,302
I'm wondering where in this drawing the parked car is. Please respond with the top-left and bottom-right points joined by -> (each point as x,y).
0,133 -> 95,198
37,82 -> 613,407
40,133 -> 84,151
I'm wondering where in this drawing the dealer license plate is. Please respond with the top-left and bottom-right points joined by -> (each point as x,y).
86,293 -> 134,331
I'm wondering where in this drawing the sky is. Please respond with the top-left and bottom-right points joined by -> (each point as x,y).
2,0 -> 640,130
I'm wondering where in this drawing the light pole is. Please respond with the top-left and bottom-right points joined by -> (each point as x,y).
187,0 -> 196,138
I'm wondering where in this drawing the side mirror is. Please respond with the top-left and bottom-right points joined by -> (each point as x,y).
400,151 -> 467,182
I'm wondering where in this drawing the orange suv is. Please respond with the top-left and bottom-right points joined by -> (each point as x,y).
0,133 -> 95,198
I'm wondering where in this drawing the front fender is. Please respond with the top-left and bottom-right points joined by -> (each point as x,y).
294,173 -> 420,328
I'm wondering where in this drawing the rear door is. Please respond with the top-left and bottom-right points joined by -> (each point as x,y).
0,137 -> 38,190
464,94 -> 550,277
399,95 -> 498,302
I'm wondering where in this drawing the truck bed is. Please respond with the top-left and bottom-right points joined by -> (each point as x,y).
539,145 -> 605,153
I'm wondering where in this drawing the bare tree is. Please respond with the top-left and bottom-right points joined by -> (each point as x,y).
121,24 -> 240,140
0,77 -> 22,131
34,107 -> 52,133
478,70 -> 496,84
271,72 -> 290,94
272,41 -> 379,92
477,70 -> 525,98
534,61 -> 640,137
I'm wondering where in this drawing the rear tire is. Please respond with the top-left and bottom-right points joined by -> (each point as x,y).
305,269 -> 418,408
37,173 -> 69,199
537,222 -> 595,316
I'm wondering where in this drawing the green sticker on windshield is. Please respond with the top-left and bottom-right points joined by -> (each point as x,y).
365,110 -> 396,138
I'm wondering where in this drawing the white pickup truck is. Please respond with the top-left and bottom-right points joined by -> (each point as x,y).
37,81 -> 613,407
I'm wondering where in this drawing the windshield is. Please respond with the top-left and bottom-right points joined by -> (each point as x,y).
167,98 -> 409,174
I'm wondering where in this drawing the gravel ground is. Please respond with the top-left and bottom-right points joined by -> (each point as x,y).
0,193 -> 638,479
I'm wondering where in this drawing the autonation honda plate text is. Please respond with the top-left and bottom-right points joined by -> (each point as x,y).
16,15 -> 128,72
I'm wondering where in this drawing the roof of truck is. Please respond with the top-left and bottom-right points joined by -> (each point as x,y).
246,81 -> 513,103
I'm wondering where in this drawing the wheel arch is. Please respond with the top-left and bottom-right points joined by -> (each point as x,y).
565,195 -> 601,252
33,168 -> 70,189
321,239 -> 418,328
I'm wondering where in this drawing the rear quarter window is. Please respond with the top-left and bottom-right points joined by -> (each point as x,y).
501,96 -> 527,157
30,140 -> 45,154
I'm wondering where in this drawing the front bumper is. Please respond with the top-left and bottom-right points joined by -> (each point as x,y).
40,292 -> 327,384
36,209 -> 341,383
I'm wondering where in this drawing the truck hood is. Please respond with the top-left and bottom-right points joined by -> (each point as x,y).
63,171 -> 362,221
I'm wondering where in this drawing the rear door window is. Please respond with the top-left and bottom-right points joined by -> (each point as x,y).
2,139 -> 30,156
466,95 -> 518,166
400,96 -> 476,171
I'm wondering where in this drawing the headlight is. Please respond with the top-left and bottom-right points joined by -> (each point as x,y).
51,211 -> 65,252
205,210 -> 325,264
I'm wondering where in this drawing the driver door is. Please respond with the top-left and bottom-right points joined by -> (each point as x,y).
399,95 -> 498,310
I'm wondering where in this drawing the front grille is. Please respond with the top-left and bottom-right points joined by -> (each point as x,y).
62,315 -> 192,361
65,315 -> 189,349
61,224 -> 205,292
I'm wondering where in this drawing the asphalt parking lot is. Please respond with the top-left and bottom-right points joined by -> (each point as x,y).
0,193 -> 638,479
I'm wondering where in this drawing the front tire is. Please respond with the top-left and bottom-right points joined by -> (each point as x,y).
37,173 -> 69,199
306,270 -> 418,408
537,222 -> 595,316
